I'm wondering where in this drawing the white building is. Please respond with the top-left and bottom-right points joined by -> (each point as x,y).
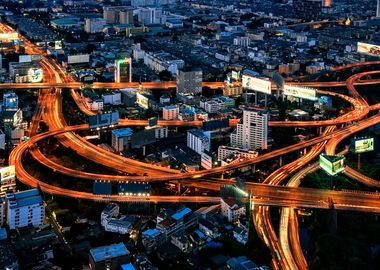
102,92 -> 122,105
86,99 -> 104,111
162,105 -> 179,120
230,108 -> 268,150
218,145 -> 258,161
6,189 -> 45,230
220,197 -> 245,223
101,203 -> 120,227
187,129 -> 210,155
233,36 -> 251,47
154,126 -> 168,139
137,7 -> 164,25
84,18 -> 105,33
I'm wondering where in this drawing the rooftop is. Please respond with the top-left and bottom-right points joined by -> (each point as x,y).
90,242 -> 129,263
7,189 -> 43,209
112,128 -> 133,137
171,207 -> 192,220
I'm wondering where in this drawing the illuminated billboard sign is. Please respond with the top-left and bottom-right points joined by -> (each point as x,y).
55,40 -> 62,50
319,154 -> 345,176
28,68 -> 43,83
136,93 -> 149,109
0,165 -> 16,182
89,112 -> 119,129
283,85 -> 317,101
115,58 -> 132,83
351,137 -> 374,154
67,54 -> 90,64
242,74 -> 271,95
357,42 -> 380,58
19,55 -> 32,63
231,70 -> 240,81
0,32 -> 18,41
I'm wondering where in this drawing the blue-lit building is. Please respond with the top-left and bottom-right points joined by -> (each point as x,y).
111,128 -> 133,152
89,242 -> 130,270
3,92 -> 18,111
6,189 -> 45,230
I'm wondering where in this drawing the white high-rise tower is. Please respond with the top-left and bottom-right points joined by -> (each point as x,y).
230,108 -> 268,150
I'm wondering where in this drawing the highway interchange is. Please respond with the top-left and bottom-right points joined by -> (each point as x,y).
2,22 -> 380,269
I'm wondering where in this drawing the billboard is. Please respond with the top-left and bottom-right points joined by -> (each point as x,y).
67,54 -> 90,64
0,32 -> 18,41
231,70 -> 240,81
114,58 -> 132,83
55,40 -> 62,50
0,165 -> 16,182
283,85 -> 317,101
28,68 -> 43,83
357,42 -> 380,57
136,93 -> 149,109
89,111 -> 119,129
351,137 -> 374,154
242,74 -> 271,95
19,55 -> 32,63
319,154 -> 345,176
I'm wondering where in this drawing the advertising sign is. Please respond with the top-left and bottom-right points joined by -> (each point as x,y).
28,68 -> 43,83
231,70 -> 240,81
89,112 -> 119,129
0,165 -> 16,182
0,32 -> 18,41
319,154 -> 345,176
67,54 -> 90,64
357,42 -> 380,57
136,93 -> 149,109
55,40 -> 62,50
242,74 -> 272,95
283,85 -> 317,101
351,137 -> 374,154
19,55 -> 32,63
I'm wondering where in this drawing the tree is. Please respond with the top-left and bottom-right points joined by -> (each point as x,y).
158,69 -> 172,81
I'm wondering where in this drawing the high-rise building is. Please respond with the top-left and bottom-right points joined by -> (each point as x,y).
176,68 -> 202,95
119,8 -> 134,24
111,128 -> 133,152
115,57 -> 132,83
162,105 -> 179,120
230,108 -> 268,150
6,189 -> 45,230
137,7 -> 163,25
293,0 -> 321,20
104,6 -> 134,25
377,0 -> 380,17
84,18 -> 105,33
187,129 -> 210,155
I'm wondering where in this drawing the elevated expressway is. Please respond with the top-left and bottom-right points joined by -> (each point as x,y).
3,22 -> 380,270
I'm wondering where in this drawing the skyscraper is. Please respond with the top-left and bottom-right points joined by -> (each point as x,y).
115,57 -> 132,83
230,108 -> 268,150
377,0 -> 380,17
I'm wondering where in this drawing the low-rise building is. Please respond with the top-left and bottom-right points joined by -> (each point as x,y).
111,128 -> 133,152
6,189 -> 45,230
162,105 -> 179,120
89,243 -> 130,270
220,197 -> 246,223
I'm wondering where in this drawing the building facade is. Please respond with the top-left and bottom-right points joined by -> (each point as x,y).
230,108 -> 268,150
6,189 -> 45,230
